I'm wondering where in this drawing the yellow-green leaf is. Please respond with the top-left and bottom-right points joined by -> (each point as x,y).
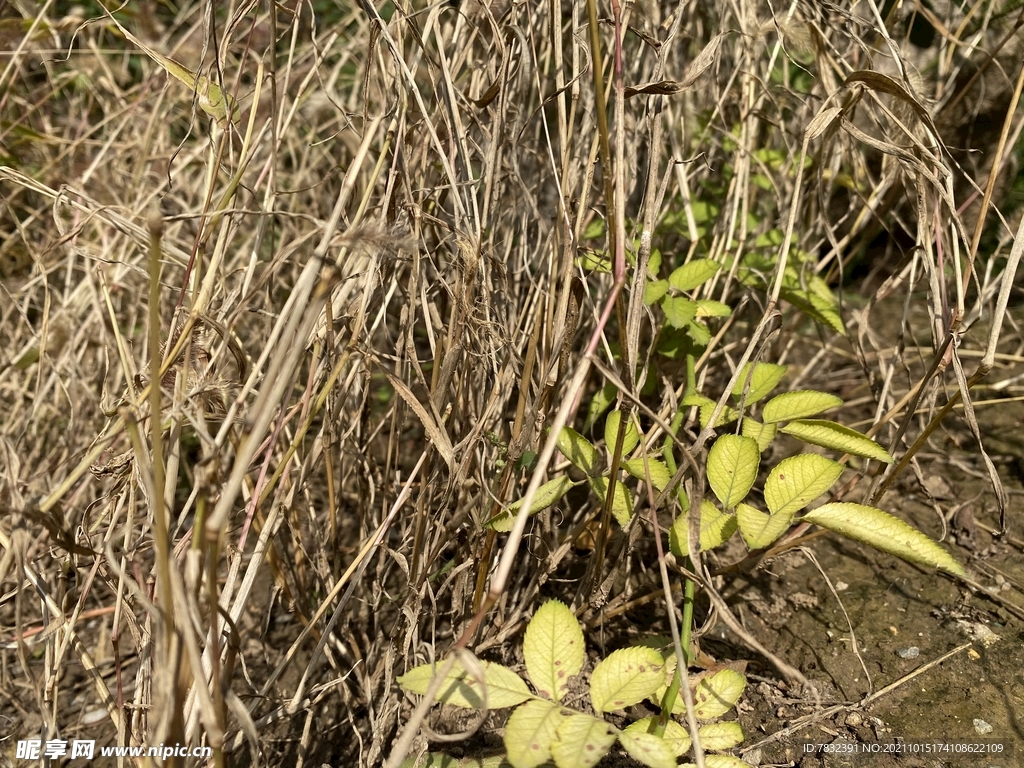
103,11 -> 234,126
736,502 -> 792,550
693,669 -> 746,719
781,420 -> 893,463
584,383 -> 617,432
588,476 -> 634,527
695,299 -> 732,318
623,719 -> 691,757
670,500 -> 737,555
622,458 -> 673,491
741,418 -> 777,453
669,258 -> 721,292
707,434 -> 759,508
731,362 -> 787,404
590,647 -> 665,714
644,279 -> 670,305
698,721 -> 744,750
505,700 -> 563,768
802,503 -> 965,576
699,401 -> 739,429
523,600 -> 585,702
663,297 -> 699,328
681,757 -> 751,768
763,454 -> 843,517
605,410 -> 640,456
550,714 -> 616,768
397,659 -> 531,709
762,390 -> 843,423
486,476 -> 577,532
617,730 -> 676,768
558,427 -> 600,476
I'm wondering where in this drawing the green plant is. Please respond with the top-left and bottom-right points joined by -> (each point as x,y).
398,600 -> 749,768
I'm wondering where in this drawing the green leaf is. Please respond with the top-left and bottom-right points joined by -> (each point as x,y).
783,287 -> 845,334
763,454 -> 843,517
741,418 -> 777,453
693,669 -> 746,719
669,258 -> 721,292
589,647 -> 665,714
695,299 -> 732,317
762,390 -> 843,423
605,410 -> 640,456
623,719 -> 691,757
588,476 -> 634,526
505,700 -> 563,768
736,502 -> 792,550
781,420 -> 894,463
397,659 -> 531,709
663,297 -> 699,328
550,714 -> 616,768
617,730 -> 676,768
680,757 -> 751,768
699,721 -> 744,750
731,362 -> 787,404
104,11 -> 234,126
671,500 -> 737,555
686,320 -> 712,347
707,434 -> 760,508
584,383 -> 617,432
644,279 -> 670,305
802,503 -> 965,576
699,401 -> 739,429
622,458 -> 673,491
523,600 -> 585,702
486,476 -> 578,532
557,427 -> 600,476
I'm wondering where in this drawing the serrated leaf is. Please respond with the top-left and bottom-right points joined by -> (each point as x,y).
699,401 -> 739,429
736,502 -> 792,550
781,420 -> 894,463
732,362 -> 787,404
605,410 -> 640,456
686,320 -> 712,346
698,721 -> 744,750
585,383 -> 617,431
486,476 -> 578,532
669,259 -> 721,292
644,279 -> 670,305
523,600 -> 585,702
588,476 -> 634,526
397,659 -> 531,709
670,500 -> 737,555
617,730 -> 676,768
741,418 -> 777,452
783,287 -> 845,334
558,427 -> 600,476
590,647 -> 665,714
762,390 -> 843,423
708,435 -> 760,508
680,757 -> 751,768
693,669 -> 746,719
695,299 -> 732,317
802,503 -> 965,576
622,458 -> 673,491
550,714 -> 616,768
663,296 -> 699,328
764,454 -> 843,517
505,700 -> 563,768
623,719 -> 691,757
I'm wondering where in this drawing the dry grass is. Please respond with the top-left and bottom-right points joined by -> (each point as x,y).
1,0 -> 1022,766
